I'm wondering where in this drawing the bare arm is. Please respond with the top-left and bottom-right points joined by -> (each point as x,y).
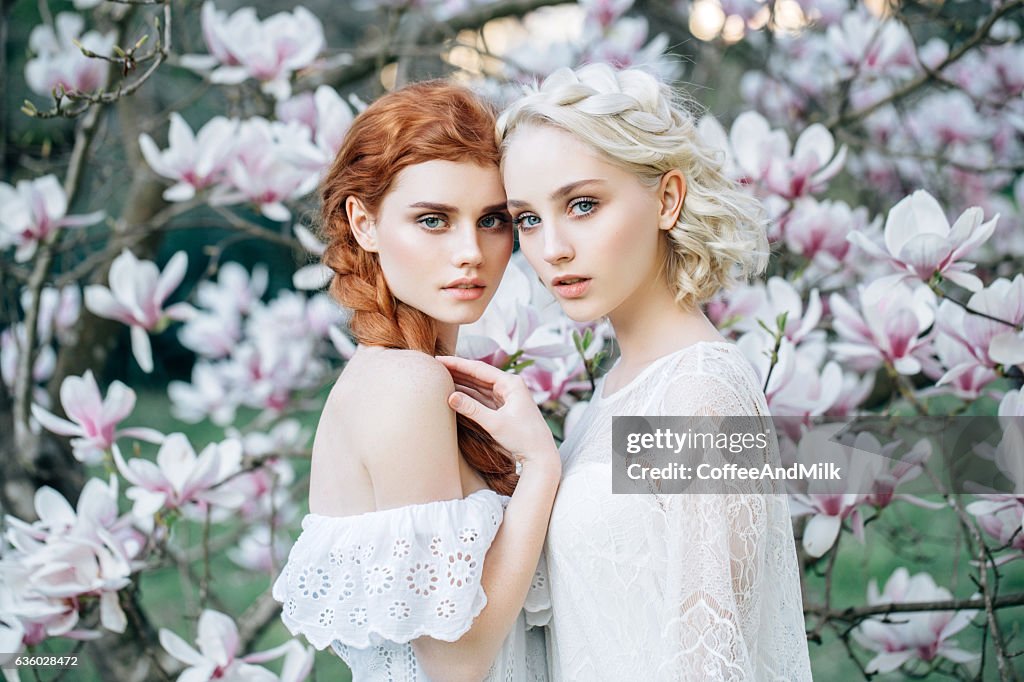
358,352 -> 560,682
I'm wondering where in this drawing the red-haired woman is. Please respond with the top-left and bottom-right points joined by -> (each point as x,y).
272,81 -> 560,681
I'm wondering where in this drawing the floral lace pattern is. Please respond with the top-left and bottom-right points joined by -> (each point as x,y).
272,489 -> 550,681
545,342 -> 813,681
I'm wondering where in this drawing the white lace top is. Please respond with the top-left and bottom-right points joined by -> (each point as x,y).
545,341 -> 813,681
272,489 -> 550,681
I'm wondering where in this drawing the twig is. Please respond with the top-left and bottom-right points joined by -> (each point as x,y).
825,0 -> 1024,130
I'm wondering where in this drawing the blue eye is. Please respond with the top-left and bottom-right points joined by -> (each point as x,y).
570,198 -> 597,216
418,215 -> 447,230
512,214 -> 541,232
479,214 -> 510,230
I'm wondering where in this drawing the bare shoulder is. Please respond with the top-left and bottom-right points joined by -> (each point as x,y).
357,347 -> 456,398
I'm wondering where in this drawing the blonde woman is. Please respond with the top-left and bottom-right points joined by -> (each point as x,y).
441,63 -> 813,680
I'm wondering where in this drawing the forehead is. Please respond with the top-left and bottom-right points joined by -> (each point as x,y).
387,159 -> 504,204
502,124 -> 627,195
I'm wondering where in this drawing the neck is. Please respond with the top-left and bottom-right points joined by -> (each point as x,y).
437,323 -> 458,355
606,277 -> 724,370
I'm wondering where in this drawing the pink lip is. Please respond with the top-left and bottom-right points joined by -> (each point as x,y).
551,276 -> 591,299
442,277 -> 487,301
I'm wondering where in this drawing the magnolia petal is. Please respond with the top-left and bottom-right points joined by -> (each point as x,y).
159,628 -> 207,667
99,591 -> 127,634
990,332 -> 1024,366
84,284 -> 130,323
866,650 -> 915,673
130,326 -> 154,373
117,426 -> 166,444
942,269 -> 983,292
154,251 -> 189,305
803,513 -> 842,558
164,183 -> 198,202
196,609 -> 239,668
291,263 -> 331,291
30,404 -> 81,437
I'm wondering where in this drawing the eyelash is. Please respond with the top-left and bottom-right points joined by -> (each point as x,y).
512,197 -> 599,233
417,214 -> 510,231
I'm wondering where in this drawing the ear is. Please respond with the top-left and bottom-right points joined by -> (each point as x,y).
346,196 -> 378,252
657,170 -> 687,231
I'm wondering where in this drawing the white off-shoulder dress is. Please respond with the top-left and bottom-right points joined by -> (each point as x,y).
272,489 -> 550,681
544,341 -> 813,681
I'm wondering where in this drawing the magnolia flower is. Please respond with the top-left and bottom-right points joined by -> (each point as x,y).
826,8 -> 915,79
30,370 -> 164,465
25,13 -> 115,97
830,280 -> 936,375
160,609 -> 313,682
848,190 -> 997,294
3,477 -> 143,638
168,361 -> 239,426
783,197 -> 873,268
935,276 -> 1024,381
185,2 -> 325,101
0,175 -> 104,262
112,434 -> 245,527
728,111 -> 847,200
209,118 -> 319,221
852,568 -> 978,673
84,249 -> 195,373
21,285 -> 81,346
275,86 -> 356,161
139,114 -> 239,202
459,263 -> 575,367
737,332 -> 841,418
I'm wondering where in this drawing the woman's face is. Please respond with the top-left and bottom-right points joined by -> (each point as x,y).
502,124 -> 667,323
356,160 -> 513,327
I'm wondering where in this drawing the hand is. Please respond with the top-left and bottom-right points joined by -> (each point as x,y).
436,356 -> 560,469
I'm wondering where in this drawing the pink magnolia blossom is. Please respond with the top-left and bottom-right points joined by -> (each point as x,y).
30,370 -> 164,465
830,281 -> 936,375
21,285 -> 81,346
824,370 -> 875,417
139,114 -> 240,202
84,249 -> 195,373
160,609 -> 313,682
783,197 -> 873,268
1,325 -> 56,403
168,361 -> 240,426
826,8 -> 916,79
847,190 -> 997,294
25,13 -> 115,97
0,174 -> 104,262
727,111 -> 847,200
459,262 -> 576,368
275,86 -> 356,161
935,275 -> 1024,383
852,568 -> 979,673
3,477 -> 144,640
112,434 -> 245,528
737,332 -> 840,419
185,2 -> 325,101
210,118 -> 320,221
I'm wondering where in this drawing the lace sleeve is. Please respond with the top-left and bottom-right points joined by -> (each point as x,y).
271,490 -> 504,650
656,361 -> 812,681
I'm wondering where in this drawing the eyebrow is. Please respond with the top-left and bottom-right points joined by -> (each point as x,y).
408,202 -> 509,214
506,179 -> 606,210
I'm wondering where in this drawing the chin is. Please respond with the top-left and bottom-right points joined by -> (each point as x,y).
557,299 -> 608,324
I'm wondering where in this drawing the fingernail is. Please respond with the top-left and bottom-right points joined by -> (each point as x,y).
449,393 -> 462,409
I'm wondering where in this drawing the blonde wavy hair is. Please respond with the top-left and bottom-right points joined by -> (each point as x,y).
497,63 -> 769,308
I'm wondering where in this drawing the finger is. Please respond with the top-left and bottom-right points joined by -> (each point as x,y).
453,384 -> 498,409
445,369 -> 494,393
436,356 -> 510,387
447,391 -> 495,430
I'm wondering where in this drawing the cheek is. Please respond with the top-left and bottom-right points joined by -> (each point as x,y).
377,230 -> 430,282
482,231 -> 514,267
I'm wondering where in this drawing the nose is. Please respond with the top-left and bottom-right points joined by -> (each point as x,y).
542,222 -> 574,265
451,224 -> 484,268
